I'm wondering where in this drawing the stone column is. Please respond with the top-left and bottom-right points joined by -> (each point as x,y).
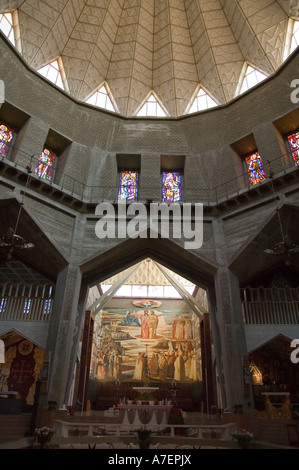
46,264 -> 83,408
213,219 -> 253,411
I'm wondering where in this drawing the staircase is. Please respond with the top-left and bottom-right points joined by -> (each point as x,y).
0,413 -> 32,444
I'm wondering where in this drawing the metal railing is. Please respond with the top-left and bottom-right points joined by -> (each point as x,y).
1,146 -> 297,205
241,286 -> 299,325
0,283 -> 53,321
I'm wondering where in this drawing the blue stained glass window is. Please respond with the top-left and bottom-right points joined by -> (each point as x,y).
118,171 -> 138,201
23,298 -> 31,315
43,299 -> 52,315
245,152 -> 266,186
34,147 -> 57,181
0,123 -> 15,158
288,131 -> 299,166
162,172 -> 182,202
0,298 -> 7,314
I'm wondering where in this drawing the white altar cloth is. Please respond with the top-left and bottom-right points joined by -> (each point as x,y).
117,404 -> 173,427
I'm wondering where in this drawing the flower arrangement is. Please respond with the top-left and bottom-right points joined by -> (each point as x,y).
231,429 -> 257,448
34,426 -> 55,440
33,427 -> 55,448
231,429 -> 256,441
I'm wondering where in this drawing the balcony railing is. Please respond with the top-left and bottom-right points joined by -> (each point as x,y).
1,147 -> 297,205
241,286 -> 299,325
0,283 -> 53,322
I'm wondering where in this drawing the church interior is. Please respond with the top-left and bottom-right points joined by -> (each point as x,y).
0,0 -> 299,450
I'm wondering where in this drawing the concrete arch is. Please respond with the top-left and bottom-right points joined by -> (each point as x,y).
80,236 -> 217,293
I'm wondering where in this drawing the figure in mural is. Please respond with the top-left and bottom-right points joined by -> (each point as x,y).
148,311 -> 159,339
172,320 -> 177,339
184,320 -> 192,340
174,348 -> 186,381
133,310 -> 150,339
186,349 -> 197,381
133,352 -> 146,380
148,352 -> 159,376
97,351 -> 106,380
175,320 -> 185,340
158,353 -> 168,380
113,352 -> 122,380
120,310 -> 140,326
167,351 -> 176,379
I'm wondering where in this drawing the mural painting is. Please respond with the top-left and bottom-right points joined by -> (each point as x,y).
92,300 -> 202,384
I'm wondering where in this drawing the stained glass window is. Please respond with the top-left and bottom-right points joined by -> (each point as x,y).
0,123 -> 15,158
245,152 -> 266,186
118,171 -> 139,201
162,172 -> 182,202
288,131 -> 299,166
34,147 -> 57,181
0,298 -> 7,314
43,299 -> 52,315
23,298 -> 31,315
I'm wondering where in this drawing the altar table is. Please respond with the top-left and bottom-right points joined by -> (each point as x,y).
117,404 -> 173,427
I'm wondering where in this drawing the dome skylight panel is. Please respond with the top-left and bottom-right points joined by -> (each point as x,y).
187,88 -> 218,114
137,93 -> 167,117
86,85 -> 116,112
239,65 -> 268,95
0,12 -> 15,46
37,60 -> 66,91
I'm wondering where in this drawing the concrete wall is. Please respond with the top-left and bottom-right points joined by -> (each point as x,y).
0,37 -> 298,200
0,36 -> 298,409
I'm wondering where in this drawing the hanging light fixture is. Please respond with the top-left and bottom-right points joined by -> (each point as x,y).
264,162 -> 299,257
0,164 -> 35,259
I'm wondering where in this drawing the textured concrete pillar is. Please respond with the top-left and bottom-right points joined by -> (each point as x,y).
46,265 -> 82,407
213,219 -> 254,410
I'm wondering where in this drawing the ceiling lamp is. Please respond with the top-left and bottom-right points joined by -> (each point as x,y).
264,162 -> 299,258
0,165 -> 35,259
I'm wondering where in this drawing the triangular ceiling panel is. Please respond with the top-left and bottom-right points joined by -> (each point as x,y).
0,0 -> 295,117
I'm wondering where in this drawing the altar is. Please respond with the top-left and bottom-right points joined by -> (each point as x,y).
118,403 -> 173,427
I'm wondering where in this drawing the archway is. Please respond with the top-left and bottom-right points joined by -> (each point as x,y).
248,334 -> 299,416
74,237 -> 218,414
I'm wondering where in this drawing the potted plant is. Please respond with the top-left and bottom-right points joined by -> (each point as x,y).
231,429 -> 256,449
33,427 -> 55,449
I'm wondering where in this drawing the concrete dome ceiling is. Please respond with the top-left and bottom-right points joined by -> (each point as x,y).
1,0 -> 299,117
